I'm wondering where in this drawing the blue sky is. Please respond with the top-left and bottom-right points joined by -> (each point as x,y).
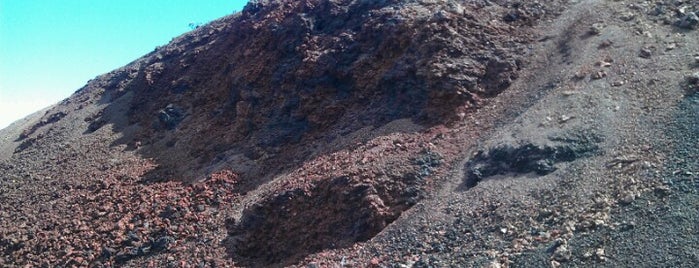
0,0 -> 248,129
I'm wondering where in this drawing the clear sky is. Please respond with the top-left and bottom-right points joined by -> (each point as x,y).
0,0 -> 249,129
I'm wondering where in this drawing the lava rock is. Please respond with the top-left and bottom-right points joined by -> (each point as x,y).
152,236 -> 175,251
114,247 -> 140,264
159,205 -> 180,219
157,104 -> 185,130
463,131 -> 602,188
676,12 -> 699,30
101,246 -> 117,258
618,11 -> 635,22
687,72 -> 699,85
685,72 -> 699,94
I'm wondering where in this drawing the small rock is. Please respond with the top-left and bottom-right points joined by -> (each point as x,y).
559,115 -> 573,123
648,5 -> 666,16
598,39 -> 613,49
618,221 -> 636,231
686,72 -> 699,94
152,236 -> 175,251
589,23 -> 605,35
547,239 -> 563,254
594,219 -> 606,227
611,80 -> 625,87
591,70 -> 607,79
639,47 -> 653,58
627,3 -> 642,11
138,245 -> 151,255
576,220 -> 596,231
157,104 -> 185,130
538,209 -> 554,219
665,43 -> 676,51
678,6 -> 691,15
619,12 -> 635,21
114,247 -> 139,263
676,12 -> 699,30
619,193 -> 635,205
654,185 -> 671,197
596,248 -> 607,262
552,244 -> 571,262
561,90 -> 578,96
127,231 -> 140,242
550,260 -> 561,268
101,246 -> 117,258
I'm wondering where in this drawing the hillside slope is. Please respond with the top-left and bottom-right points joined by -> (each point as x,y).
1,0 -> 698,267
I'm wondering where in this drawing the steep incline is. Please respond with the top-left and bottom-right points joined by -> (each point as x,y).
0,0 -> 565,266
2,0 -> 698,267
42,0 -> 539,186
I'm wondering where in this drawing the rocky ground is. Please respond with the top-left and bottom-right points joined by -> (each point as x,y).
1,0 -> 698,267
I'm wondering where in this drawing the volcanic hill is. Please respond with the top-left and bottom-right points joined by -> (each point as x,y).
1,0 -> 698,267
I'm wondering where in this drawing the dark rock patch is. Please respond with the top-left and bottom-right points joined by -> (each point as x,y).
675,12 -> 698,30
84,111 -> 107,134
463,131 -> 603,189
13,137 -> 38,154
156,104 -> 185,130
101,235 -> 176,265
684,72 -> 699,95
17,111 -> 67,141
